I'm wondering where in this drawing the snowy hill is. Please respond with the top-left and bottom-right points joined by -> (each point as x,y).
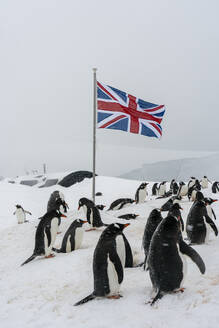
0,176 -> 219,328
120,153 -> 219,181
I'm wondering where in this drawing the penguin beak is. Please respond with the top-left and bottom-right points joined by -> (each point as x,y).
61,214 -> 67,218
213,199 -> 218,202
82,220 -> 87,223
179,207 -> 183,210
124,223 -> 130,228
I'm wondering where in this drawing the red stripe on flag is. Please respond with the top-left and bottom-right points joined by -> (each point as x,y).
144,105 -> 165,113
99,115 -> 127,129
97,82 -> 118,101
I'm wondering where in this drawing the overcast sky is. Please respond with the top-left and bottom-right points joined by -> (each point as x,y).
0,0 -> 219,177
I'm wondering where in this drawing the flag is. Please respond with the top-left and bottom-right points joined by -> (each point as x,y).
97,81 -> 165,138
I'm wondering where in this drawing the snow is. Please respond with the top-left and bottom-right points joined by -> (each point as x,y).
0,176 -> 219,328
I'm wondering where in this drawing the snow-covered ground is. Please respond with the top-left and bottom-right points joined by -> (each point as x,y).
0,176 -> 219,328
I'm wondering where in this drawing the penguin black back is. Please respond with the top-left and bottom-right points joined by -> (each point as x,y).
108,198 -> 135,211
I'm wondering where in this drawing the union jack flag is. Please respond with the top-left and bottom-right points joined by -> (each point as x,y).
97,81 -> 166,138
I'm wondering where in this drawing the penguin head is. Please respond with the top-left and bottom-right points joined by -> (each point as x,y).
104,223 -> 130,237
55,198 -> 68,213
196,191 -> 204,201
15,204 -> 22,208
150,208 -> 163,220
162,215 -> 180,240
140,182 -> 148,189
78,197 -> 94,210
203,175 -> 207,178
96,204 -> 106,210
75,219 -> 87,226
170,203 -> 183,211
204,197 -> 218,205
179,181 -> 185,186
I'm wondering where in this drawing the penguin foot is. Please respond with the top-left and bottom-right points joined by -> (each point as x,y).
45,254 -> 55,259
174,288 -> 185,293
85,228 -> 97,232
107,294 -> 122,299
57,232 -> 62,234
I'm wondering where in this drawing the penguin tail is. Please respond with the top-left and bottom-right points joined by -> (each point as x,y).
150,290 -> 163,305
21,254 -> 37,266
74,293 -> 95,306
52,247 -> 62,253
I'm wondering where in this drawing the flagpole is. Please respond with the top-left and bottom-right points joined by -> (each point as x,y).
92,68 -> 97,204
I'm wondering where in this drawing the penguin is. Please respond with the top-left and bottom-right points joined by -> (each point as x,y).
13,205 -> 32,224
118,214 -> 139,220
160,196 -> 181,212
74,223 -> 130,305
47,190 -> 68,212
142,209 -> 163,269
78,197 -> 104,230
21,210 -> 67,266
156,190 -> 173,199
170,179 -> 179,195
188,177 -> 196,189
135,182 -> 148,204
204,198 -> 217,221
108,198 -> 135,211
157,181 -> 167,197
177,181 -> 188,197
52,219 -> 87,253
200,176 -> 211,189
147,215 -> 206,305
186,192 -> 218,244
168,203 -> 184,231
152,183 -> 159,196
170,179 -> 176,191
188,185 -> 198,201
212,181 -> 219,194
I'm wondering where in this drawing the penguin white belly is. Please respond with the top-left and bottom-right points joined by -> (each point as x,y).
112,204 -> 122,210
138,189 -> 147,203
191,190 -> 197,201
107,255 -> 120,296
89,209 -> 94,227
74,227 -> 84,249
45,217 -> 59,256
177,245 -> 187,287
66,235 -> 72,253
204,218 -> 211,243
16,209 -> 25,223
201,179 -> 208,189
116,235 -> 126,268
180,185 -> 188,196
82,205 -> 87,216
159,185 -> 166,196
206,205 -> 212,219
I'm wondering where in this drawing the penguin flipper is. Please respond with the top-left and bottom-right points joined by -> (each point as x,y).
45,225 -> 52,246
74,293 -> 95,306
179,240 -> 206,274
205,216 -> 218,236
122,233 -> 133,268
109,249 -> 123,284
21,254 -> 37,266
212,209 -> 217,221
150,290 -> 163,305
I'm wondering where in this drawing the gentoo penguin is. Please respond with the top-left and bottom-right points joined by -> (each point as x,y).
142,209 -> 163,269
157,181 -> 167,197
47,190 -> 68,213
147,215 -> 206,305
13,205 -> 32,224
21,210 -> 67,266
200,176 -> 211,189
135,182 -> 148,204
204,198 -> 217,221
177,181 -> 188,197
188,177 -> 196,189
168,203 -> 184,231
78,197 -> 104,230
74,223 -> 130,305
188,185 -> 198,202
212,181 -> 219,194
52,219 -> 87,253
152,183 -> 159,196
170,179 -> 179,195
186,192 -> 218,244
160,196 -> 181,212
118,214 -> 139,220
108,198 -> 135,211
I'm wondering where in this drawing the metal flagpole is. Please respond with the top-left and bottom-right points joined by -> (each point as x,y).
92,68 -> 97,204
